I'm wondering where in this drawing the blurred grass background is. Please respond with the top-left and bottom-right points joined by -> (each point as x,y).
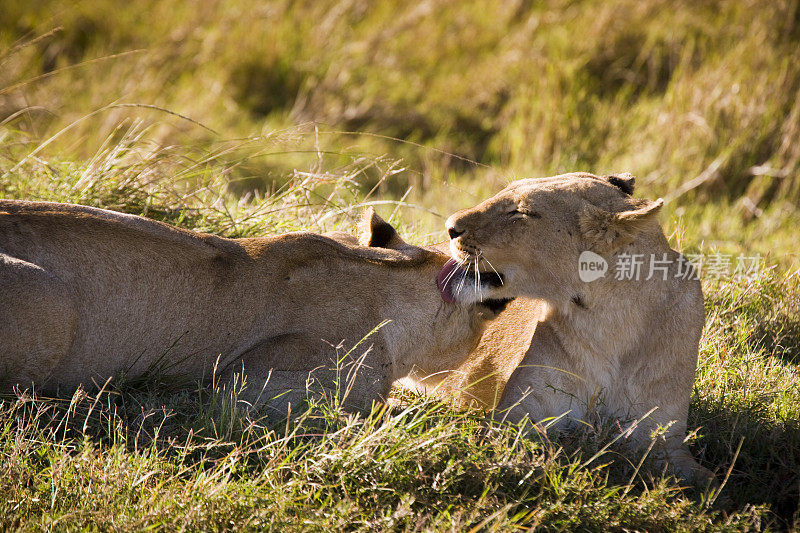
2,1 -> 800,529
0,0 -> 800,531
1,0 -> 799,262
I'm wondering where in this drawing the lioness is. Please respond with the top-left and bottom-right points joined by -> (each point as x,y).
438,172 -> 712,483
0,200 -> 508,416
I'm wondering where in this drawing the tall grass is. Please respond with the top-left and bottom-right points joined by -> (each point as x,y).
1,1 -> 800,529
1,129 -> 798,528
3,0 -> 800,205
0,372 -> 771,531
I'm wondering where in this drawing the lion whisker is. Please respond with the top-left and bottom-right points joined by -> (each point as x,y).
456,257 -> 472,294
474,256 -> 482,302
479,253 -> 504,287
442,254 -> 471,287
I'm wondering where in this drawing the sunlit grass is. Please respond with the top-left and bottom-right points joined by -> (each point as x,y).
1,0 -> 800,528
0,376 -> 769,531
2,0 -> 800,204
1,128 -> 798,529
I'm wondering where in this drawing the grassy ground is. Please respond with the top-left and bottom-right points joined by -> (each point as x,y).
1,127 -> 798,531
2,0 -> 800,530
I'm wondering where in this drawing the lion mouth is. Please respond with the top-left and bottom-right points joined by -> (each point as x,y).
436,259 -> 505,303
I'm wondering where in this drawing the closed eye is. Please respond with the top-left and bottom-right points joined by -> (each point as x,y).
508,209 -> 542,219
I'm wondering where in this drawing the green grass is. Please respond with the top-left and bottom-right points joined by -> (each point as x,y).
1,130 -> 798,531
3,0 -> 800,204
1,0 -> 800,529
0,381 -> 772,531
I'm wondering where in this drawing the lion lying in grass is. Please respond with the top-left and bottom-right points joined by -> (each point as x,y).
0,200 -> 509,416
437,172 -> 713,484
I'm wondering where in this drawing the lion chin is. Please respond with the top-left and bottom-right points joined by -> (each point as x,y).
436,258 -> 506,305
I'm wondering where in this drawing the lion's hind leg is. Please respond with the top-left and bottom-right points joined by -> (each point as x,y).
0,253 -> 78,393
223,333 -> 388,422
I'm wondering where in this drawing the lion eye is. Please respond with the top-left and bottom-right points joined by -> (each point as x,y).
508,208 -> 542,219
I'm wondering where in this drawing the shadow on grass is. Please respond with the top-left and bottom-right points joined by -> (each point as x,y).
751,308 -> 800,366
691,397 -> 800,528
0,382 -> 778,530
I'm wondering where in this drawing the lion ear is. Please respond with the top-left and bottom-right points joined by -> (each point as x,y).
604,173 -> 636,195
359,208 -> 407,249
579,199 -> 663,253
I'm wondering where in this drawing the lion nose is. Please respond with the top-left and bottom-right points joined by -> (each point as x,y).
448,227 -> 465,239
445,214 -> 466,239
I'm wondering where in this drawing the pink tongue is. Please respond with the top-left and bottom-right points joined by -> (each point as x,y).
437,259 -> 460,303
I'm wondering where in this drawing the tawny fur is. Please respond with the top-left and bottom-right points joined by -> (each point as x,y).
0,201 -> 496,417
439,172 -> 712,484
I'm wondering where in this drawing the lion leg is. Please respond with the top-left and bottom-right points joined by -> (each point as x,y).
666,444 -> 717,487
230,368 -> 316,421
494,321 -> 715,486
622,405 -> 716,486
223,334 -> 388,420
494,322 -> 586,428
436,358 -> 509,410
619,311 -> 714,486
616,403 -> 715,486
444,298 -> 539,410
0,253 -> 78,393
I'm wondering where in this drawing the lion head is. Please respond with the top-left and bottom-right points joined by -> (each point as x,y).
440,172 -> 664,308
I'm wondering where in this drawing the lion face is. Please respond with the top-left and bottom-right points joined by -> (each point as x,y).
442,172 -> 663,306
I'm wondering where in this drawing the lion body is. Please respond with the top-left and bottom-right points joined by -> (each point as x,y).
0,200 -> 489,415
441,173 -> 710,483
